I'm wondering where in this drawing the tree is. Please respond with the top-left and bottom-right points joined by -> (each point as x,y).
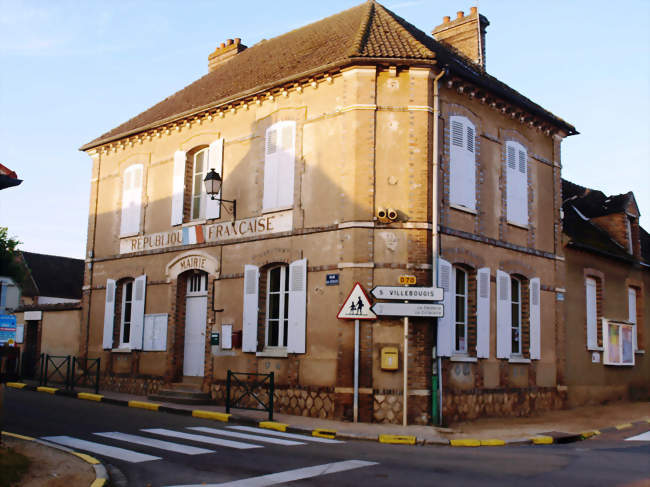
0,227 -> 22,283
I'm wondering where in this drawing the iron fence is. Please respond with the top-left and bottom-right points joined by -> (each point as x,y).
226,370 -> 275,421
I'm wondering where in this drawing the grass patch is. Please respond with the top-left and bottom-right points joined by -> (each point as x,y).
0,446 -> 31,487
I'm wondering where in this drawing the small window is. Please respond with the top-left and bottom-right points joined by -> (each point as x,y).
187,273 -> 208,296
191,148 -> 209,220
120,281 -> 134,347
454,267 -> 468,353
265,265 -> 289,348
511,277 -> 522,355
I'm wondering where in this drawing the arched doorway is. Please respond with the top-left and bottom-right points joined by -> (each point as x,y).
183,271 -> 208,377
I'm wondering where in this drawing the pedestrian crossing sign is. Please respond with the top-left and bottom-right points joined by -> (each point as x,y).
337,283 -> 376,320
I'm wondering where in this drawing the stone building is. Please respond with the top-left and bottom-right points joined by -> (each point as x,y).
79,2 -> 577,424
562,180 -> 649,407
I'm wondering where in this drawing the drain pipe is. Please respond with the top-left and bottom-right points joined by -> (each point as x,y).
432,66 -> 447,426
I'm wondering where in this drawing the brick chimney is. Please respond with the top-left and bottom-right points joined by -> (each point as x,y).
208,38 -> 247,72
432,7 -> 489,69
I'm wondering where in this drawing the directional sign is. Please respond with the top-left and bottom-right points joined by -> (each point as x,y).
371,286 -> 443,301
371,302 -> 444,318
337,283 -> 376,320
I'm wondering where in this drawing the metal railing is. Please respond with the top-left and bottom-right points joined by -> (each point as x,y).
226,370 -> 275,421
33,354 -> 101,393
70,357 -> 101,394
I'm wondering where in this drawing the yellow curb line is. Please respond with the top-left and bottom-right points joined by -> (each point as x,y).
5,382 -> 27,389
580,430 -> 600,439
90,479 -> 107,487
128,400 -> 160,411
450,438 -> 481,447
379,434 -> 416,445
615,423 -> 633,430
71,452 -> 100,465
531,436 -> 554,445
2,431 -> 36,441
259,421 -> 288,432
36,386 -> 58,394
480,439 -> 506,446
312,428 -> 337,439
77,392 -> 104,402
192,410 -> 231,422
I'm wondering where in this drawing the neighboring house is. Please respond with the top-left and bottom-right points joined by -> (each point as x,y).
12,252 -> 84,375
0,163 -> 22,190
79,2 -> 577,424
562,179 -> 649,406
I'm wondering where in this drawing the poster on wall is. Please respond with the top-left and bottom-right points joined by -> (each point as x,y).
0,314 -> 17,346
603,319 -> 635,366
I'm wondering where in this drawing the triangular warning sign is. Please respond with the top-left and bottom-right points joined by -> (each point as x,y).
337,282 -> 376,320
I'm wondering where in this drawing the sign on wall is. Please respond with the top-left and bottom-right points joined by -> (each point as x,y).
143,314 -> 168,351
120,210 -> 293,254
603,319 -> 635,366
0,314 -> 17,346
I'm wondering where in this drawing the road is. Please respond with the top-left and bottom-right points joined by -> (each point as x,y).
3,388 -> 649,486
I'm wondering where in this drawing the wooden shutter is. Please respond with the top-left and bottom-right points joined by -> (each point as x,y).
585,278 -> 598,349
476,267 -> 491,358
120,165 -> 142,237
171,150 -> 186,226
496,270 -> 511,358
287,258 -> 307,354
263,127 -> 279,210
437,258 -> 453,357
103,279 -> 116,349
242,265 -> 259,352
506,141 -> 528,225
277,122 -> 295,208
120,168 -> 132,236
529,277 -> 541,359
628,287 -> 637,350
130,275 -> 147,350
449,117 -> 476,210
206,138 -> 223,219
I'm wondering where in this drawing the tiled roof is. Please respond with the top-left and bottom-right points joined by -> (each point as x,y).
81,1 -> 575,150
20,252 -> 84,299
562,179 -> 635,218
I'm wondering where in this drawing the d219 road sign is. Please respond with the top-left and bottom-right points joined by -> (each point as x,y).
371,302 -> 444,318
370,286 -> 443,301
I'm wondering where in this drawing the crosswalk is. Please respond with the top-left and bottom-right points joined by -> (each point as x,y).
41,424 -> 344,464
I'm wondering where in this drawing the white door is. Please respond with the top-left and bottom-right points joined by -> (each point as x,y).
184,273 -> 208,377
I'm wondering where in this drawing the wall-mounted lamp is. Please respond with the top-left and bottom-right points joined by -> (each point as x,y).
204,168 -> 237,222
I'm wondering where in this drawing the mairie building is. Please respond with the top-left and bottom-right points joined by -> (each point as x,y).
79,2 -> 578,424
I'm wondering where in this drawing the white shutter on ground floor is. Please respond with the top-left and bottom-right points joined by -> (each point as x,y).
437,258 -> 453,357
287,259 -> 307,354
171,151 -> 186,226
476,267 -> 491,358
496,270 -> 511,359
242,265 -> 259,353
130,274 -> 147,350
103,279 -> 116,349
529,277 -> 541,360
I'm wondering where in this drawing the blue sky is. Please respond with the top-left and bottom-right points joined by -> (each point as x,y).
1,0 -> 648,258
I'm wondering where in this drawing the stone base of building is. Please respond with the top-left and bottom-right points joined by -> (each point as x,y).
567,384 -> 649,408
442,387 -> 567,423
99,374 -> 165,396
373,391 -> 431,425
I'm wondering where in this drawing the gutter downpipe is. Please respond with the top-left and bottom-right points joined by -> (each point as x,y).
432,66 -> 446,426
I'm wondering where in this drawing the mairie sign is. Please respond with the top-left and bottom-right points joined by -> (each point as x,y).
370,286 -> 443,301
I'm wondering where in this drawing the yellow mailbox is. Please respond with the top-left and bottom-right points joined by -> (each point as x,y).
381,346 -> 399,370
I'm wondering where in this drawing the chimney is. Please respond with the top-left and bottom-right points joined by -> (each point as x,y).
208,38 -> 247,72
432,6 -> 489,69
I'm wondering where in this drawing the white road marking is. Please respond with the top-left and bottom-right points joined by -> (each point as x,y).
41,436 -> 161,463
187,427 -> 305,446
228,426 -> 343,444
625,431 -> 650,441
163,459 -> 378,487
94,432 -> 214,455
142,428 -> 262,450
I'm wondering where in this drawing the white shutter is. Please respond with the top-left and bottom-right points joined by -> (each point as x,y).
4,282 -> 20,311
517,148 -> 528,224
287,258 -> 307,354
476,267 -> 491,358
120,168 -> 132,236
277,122 -> 295,208
506,142 -> 528,226
206,138 -> 223,219
585,278 -> 598,350
120,165 -> 143,237
130,274 -> 147,350
242,265 -> 259,352
103,279 -> 116,349
628,287 -> 637,350
529,277 -> 541,360
437,258 -> 453,357
171,150 -> 186,226
449,117 -> 476,210
263,127 -> 279,210
496,270 -> 512,358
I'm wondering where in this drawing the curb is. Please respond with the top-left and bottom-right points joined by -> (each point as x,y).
1,430 -> 109,487
6,383 -> 648,449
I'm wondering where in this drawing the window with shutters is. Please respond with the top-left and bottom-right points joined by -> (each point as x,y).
120,164 -> 143,237
505,140 -> 528,226
449,116 -> 476,211
265,265 -> 289,348
190,148 -> 209,221
263,121 -> 296,212
511,276 -> 522,355
119,280 -> 134,347
454,267 -> 468,354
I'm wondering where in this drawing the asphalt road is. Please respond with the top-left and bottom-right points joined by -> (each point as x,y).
3,388 -> 649,486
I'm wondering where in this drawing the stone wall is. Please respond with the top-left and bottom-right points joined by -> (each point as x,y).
99,374 -> 164,396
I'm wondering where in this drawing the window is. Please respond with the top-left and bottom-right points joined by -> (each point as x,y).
510,277 -> 522,355
626,217 -> 634,254
265,265 -> 289,348
585,277 -> 599,350
603,319 -> 635,366
120,164 -> 143,237
103,275 -> 147,350
454,267 -> 468,353
505,141 -> 528,226
449,116 -> 476,210
191,148 -> 209,220
187,273 -> 208,295
263,121 -> 295,211
120,281 -> 134,347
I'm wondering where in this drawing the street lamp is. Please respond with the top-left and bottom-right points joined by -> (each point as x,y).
204,168 -> 236,221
